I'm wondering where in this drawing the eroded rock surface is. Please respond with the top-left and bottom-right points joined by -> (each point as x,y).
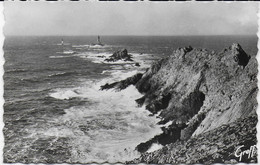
134,43 -> 257,142
130,114 -> 257,164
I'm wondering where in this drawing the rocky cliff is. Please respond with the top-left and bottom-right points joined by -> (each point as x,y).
101,43 -> 258,163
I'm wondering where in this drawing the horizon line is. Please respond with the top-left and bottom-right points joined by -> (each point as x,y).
4,34 -> 257,37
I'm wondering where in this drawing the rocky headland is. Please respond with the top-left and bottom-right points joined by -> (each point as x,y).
101,43 -> 258,164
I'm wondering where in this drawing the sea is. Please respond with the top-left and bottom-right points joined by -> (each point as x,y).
3,35 -> 258,163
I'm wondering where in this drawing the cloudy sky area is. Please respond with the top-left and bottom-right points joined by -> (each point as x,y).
3,2 -> 258,36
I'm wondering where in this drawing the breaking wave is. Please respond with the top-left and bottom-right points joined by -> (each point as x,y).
48,69 -> 162,163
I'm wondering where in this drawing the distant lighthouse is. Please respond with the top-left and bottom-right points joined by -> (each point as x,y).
97,36 -> 101,45
61,38 -> 64,46
91,36 -> 104,46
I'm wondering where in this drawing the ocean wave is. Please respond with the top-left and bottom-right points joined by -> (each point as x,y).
75,52 -> 111,64
146,143 -> 163,153
5,68 -> 27,73
101,70 -> 110,75
20,77 -> 41,83
49,55 -> 73,59
56,50 -> 76,55
46,63 -> 164,163
72,44 -> 114,50
56,43 -> 70,46
130,53 -> 157,68
72,45 -> 90,48
48,81 -> 162,163
49,89 -> 81,100
104,60 -> 135,65
49,69 -> 139,100
48,72 -> 72,78
88,44 -> 113,49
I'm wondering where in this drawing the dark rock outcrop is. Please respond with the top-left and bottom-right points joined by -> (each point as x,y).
230,43 -> 251,68
105,49 -> 133,62
100,73 -> 143,91
136,123 -> 186,153
135,62 -> 140,67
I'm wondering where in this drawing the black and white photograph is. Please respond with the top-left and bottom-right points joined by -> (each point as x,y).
3,1 -> 259,164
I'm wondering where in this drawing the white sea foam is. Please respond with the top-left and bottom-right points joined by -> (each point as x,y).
130,53 -> 158,68
76,51 -> 154,68
48,72 -> 67,77
56,43 -> 70,46
56,50 -> 75,54
75,52 -> 111,64
147,143 -> 163,153
47,69 -> 163,163
49,55 -> 72,59
49,69 -> 139,100
48,85 -> 162,163
88,45 -> 104,49
72,44 -> 90,48
162,120 -> 173,128
101,70 -> 110,74
49,89 -> 80,100
88,44 -> 113,49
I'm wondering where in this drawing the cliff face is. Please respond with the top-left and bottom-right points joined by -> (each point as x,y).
101,43 -> 257,163
135,43 -> 257,139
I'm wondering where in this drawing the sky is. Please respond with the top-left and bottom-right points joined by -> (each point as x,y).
3,2 -> 259,36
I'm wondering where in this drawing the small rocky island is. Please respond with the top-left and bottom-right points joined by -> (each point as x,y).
101,43 -> 257,164
105,49 -> 133,62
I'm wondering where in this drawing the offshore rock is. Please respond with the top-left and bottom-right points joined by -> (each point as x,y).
104,49 -> 133,62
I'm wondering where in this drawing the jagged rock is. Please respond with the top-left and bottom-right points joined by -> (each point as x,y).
135,58 -> 168,93
104,49 -> 133,62
231,43 -> 251,67
100,73 -> 143,91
